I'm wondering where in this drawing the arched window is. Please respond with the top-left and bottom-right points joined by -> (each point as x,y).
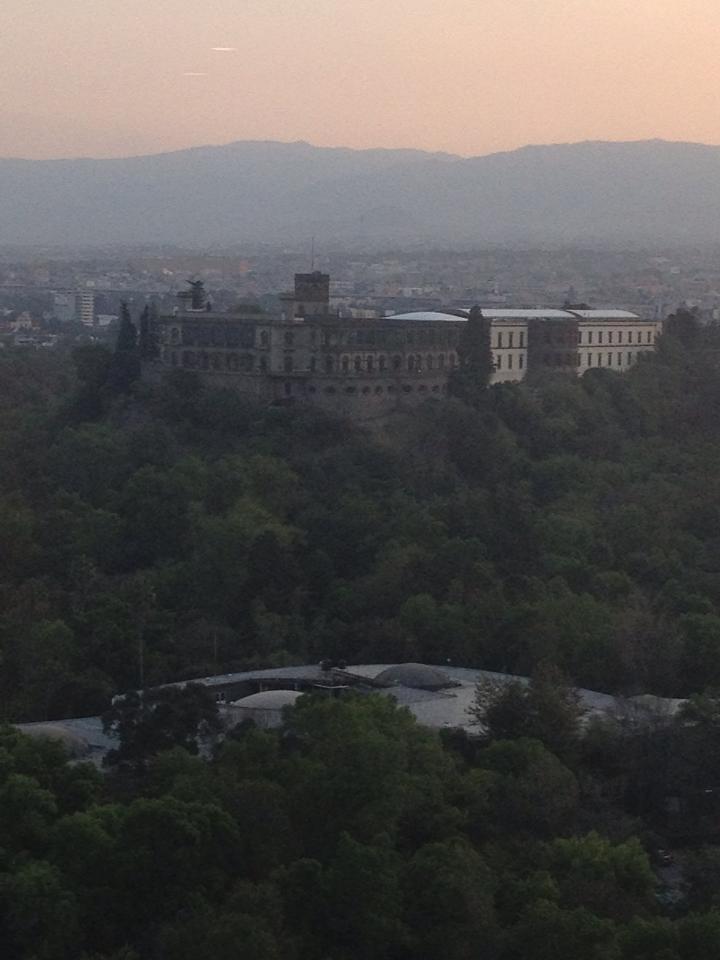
309,356 -> 317,372
354,355 -> 362,372
407,355 -> 414,372
379,355 -> 386,371
260,330 -> 269,348
260,356 -> 268,372
367,355 -> 374,373
438,354 -> 445,368
284,331 -> 294,347
170,327 -> 180,344
426,355 -> 433,370
284,355 -> 293,373
392,355 -> 402,371
341,356 -> 349,373
325,355 -> 334,373
211,353 -> 221,370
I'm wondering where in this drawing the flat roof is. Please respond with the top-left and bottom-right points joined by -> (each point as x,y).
386,308 -> 647,322
572,310 -> 641,320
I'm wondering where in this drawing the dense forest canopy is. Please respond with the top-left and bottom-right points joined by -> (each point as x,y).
3,312 -> 720,957
1,312 -> 720,721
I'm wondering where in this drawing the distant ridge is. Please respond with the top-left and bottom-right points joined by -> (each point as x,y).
2,138 -> 720,245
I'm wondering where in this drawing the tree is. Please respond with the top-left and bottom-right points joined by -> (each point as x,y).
102,683 -> 222,769
448,306 -> 494,406
107,303 -> 140,392
138,305 -> 160,361
471,666 -> 584,761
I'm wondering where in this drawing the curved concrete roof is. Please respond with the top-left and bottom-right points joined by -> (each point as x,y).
232,689 -> 302,710
374,663 -> 454,691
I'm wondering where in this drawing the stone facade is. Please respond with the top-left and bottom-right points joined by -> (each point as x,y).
152,274 -> 663,420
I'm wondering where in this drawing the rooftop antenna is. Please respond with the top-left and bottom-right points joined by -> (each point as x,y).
310,236 -> 315,271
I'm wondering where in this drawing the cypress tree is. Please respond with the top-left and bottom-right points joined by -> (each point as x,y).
448,306 -> 494,406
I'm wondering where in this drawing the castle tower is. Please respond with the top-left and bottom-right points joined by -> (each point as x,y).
280,271 -> 331,322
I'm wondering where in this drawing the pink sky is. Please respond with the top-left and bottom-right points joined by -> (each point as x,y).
3,0 -> 719,159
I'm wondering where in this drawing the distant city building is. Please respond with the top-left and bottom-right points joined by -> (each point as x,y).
150,273 -> 663,420
53,292 -> 76,324
76,290 -> 95,326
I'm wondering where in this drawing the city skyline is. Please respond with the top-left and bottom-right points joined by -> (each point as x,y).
3,0 -> 719,160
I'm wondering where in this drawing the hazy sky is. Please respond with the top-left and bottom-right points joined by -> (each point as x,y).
3,0 -> 719,159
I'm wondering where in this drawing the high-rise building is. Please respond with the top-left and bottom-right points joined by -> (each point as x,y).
76,290 -> 95,326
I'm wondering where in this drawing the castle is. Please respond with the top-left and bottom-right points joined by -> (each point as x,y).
153,272 -> 663,419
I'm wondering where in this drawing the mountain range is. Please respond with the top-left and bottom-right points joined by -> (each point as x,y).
2,138 -> 719,246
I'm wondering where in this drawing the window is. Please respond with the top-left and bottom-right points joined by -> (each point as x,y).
618,331 -> 623,344
407,355 -> 414,372
325,355 -> 333,373
284,381 -> 292,396
607,353 -> 612,366
597,354 -> 602,366
508,331 -> 514,347
393,355 -> 402,370
448,352 -> 456,366
608,331 -> 613,344
627,352 -> 632,364
354,356 -> 362,372
496,354 -> 502,369
616,353 -> 622,366
309,356 -> 317,372
367,355 -> 374,373
628,330 -> 633,344
284,331 -> 294,347
519,331 -> 525,348
497,332 -> 503,348
578,332 -> 583,345
519,353 -> 524,369
260,330 -> 269,348
508,353 -> 513,369
426,354 -> 433,370
438,354 -> 445,368
284,355 -> 293,373
588,331 -> 593,344
647,331 -> 652,343
260,356 -> 268,372
587,354 -> 592,366
598,331 -> 603,344
341,356 -> 349,372
379,355 -> 386,371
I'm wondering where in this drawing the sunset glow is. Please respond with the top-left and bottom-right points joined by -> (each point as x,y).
3,0 -> 718,159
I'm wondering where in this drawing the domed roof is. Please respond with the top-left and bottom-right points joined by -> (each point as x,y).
374,663 -> 454,691
21,724 -> 91,758
232,689 -> 302,710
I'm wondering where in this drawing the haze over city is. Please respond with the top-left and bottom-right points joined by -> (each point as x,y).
4,0 -> 720,160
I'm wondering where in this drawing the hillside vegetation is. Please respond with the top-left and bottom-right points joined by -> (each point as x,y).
1,314 -> 720,722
